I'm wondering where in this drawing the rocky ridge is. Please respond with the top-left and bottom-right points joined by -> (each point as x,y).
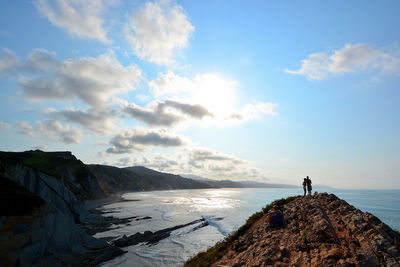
186,193 -> 400,267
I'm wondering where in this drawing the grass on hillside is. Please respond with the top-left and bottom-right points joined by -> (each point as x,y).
184,195 -> 299,267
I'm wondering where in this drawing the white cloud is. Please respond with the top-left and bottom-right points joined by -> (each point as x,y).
123,100 -> 213,127
0,48 -> 20,75
149,71 -> 193,96
187,147 -> 246,168
0,121 -> 11,130
183,147 -> 267,180
16,121 -> 35,138
225,102 -> 278,124
106,127 -> 187,153
2,49 -> 141,107
149,72 -> 237,114
286,43 -> 400,80
125,0 -> 194,65
105,146 -> 263,181
113,154 -> 179,169
34,0 -> 110,42
45,107 -> 118,134
147,71 -> 278,127
16,120 -> 83,144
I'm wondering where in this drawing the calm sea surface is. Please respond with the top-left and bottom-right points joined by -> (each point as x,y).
97,188 -> 400,267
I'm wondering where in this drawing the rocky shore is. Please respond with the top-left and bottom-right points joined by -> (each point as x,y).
185,193 -> 400,266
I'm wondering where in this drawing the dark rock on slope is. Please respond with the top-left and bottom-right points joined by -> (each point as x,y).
185,193 -> 400,267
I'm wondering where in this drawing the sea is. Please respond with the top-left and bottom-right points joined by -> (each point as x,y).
95,187 -> 400,267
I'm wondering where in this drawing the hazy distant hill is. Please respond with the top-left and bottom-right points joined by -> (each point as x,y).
89,165 -> 214,194
181,174 -> 296,189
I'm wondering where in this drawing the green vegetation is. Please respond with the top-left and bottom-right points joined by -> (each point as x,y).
21,151 -> 73,178
0,150 -> 78,179
394,229 -> 400,235
184,195 -> 299,267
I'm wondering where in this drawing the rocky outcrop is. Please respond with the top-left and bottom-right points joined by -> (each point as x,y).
185,193 -> 400,267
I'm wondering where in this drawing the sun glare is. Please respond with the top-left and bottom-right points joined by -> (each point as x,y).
191,74 -> 237,116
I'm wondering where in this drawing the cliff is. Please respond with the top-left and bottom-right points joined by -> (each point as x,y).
185,193 -> 400,267
0,153 -> 124,266
0,150 -> 105,200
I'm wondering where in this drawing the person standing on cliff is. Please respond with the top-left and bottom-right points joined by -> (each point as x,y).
302,178 -> 307,196
306,176 -> 312,195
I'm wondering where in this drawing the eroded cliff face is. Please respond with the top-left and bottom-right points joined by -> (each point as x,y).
187,193 -> 400,267
0,156 -> 123,266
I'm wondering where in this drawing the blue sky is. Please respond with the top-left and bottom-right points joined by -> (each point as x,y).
0,0 -> 399,189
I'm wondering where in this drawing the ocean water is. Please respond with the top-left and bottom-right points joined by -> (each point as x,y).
96,188 -> 400,267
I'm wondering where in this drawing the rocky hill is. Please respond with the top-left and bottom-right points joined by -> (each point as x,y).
185,193 -> 400,266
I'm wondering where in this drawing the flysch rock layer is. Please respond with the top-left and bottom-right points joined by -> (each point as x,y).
0,155 -> 124,266
205,193 -> 400,267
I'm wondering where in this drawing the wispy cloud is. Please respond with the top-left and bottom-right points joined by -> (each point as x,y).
125,0 -> 194,65
1,49 -> 141,107
224,102 -> 278,124
16,120 -> 83,144
106,127 -> 187,154
286,43 -> 400,80
34,0 -> 110,42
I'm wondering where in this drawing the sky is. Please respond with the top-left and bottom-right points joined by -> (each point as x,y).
0,0 -> 399,189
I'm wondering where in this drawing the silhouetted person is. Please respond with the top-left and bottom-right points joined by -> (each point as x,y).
266,205 -> 283,227
306,176 -> 312,195
302,178 -> 307,196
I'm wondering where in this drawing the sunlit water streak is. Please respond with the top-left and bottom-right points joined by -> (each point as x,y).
97,188 -> 400,267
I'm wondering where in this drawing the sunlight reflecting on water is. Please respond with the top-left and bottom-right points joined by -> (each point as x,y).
189,196 -> 239,211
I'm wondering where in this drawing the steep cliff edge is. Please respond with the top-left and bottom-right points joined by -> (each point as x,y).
185,193 -> 400,267
0,150 -> 105,200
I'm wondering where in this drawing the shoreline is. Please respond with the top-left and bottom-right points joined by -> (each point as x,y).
84,193 -> 125,210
